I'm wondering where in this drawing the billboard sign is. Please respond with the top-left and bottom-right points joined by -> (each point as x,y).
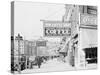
43,21 -> 71,37
80,14 -> 97,25
36,41 -> 46,47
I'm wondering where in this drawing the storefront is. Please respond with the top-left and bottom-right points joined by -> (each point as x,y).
79,26 -> 97,64
79,6 -> 97,68
83,47 -> 97,64
67,5 -> 97,69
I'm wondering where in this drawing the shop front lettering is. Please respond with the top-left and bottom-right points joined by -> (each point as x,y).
44,28 -> 71,36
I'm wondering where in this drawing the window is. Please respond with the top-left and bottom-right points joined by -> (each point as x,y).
87,6 -> 97,15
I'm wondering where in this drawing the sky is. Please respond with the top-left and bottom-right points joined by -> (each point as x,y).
13,1 -> 97,48
14,1 -> 66,41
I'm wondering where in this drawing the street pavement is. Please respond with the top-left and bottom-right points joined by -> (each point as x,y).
21,58 -> 75,73
14,57 -> 97,74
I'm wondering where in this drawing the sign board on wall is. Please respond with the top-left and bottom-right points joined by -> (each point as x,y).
43,21 -> 71,37
80,14 -> 97,25
36,41 -> 46,47
37,47 -> 49,56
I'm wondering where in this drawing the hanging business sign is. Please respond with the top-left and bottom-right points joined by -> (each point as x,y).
80,14 -> 97,25
43,21 -> 71,37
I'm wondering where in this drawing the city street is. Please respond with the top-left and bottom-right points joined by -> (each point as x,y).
21,58 -> 75,73
11,2 -> 97,74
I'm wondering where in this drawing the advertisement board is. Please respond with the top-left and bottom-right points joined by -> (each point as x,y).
36,41 -> 46,47
43,21 -> 71,37
80,14 -> 97,25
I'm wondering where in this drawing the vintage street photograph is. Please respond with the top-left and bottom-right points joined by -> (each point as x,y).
11,1 -> 97,74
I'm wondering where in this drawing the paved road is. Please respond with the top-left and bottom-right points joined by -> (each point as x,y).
21,58 -> 75,73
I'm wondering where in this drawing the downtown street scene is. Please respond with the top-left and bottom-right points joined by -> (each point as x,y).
11,1 -> 97,74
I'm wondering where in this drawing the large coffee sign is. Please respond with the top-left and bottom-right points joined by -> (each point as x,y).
80,14 -> 97,25
43,21 -> 71,37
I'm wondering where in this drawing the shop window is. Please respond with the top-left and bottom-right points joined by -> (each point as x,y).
83,47 -> 97,64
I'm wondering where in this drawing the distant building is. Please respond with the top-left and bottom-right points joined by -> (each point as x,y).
14,34 -> 38,69
24,40 -> 29,56
35,38 -> 48,56
28,41 -> 36,56
14,36 -> 24,55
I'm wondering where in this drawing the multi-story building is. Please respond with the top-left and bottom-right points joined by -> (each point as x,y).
28,41 -> 36,56
62,5 -> 79,67
36,38 -> 47,56
14,35 -> 24,55
24,40 -> 29,56
14,34 -> 38,69
63,5 -> 97,69
13,34 -> 25,67
79,5 -> 97,69
14,35 -> 37,57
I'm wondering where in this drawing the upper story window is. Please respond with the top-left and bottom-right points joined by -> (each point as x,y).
87,6 -> 97,15
80,5 -> 97,15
